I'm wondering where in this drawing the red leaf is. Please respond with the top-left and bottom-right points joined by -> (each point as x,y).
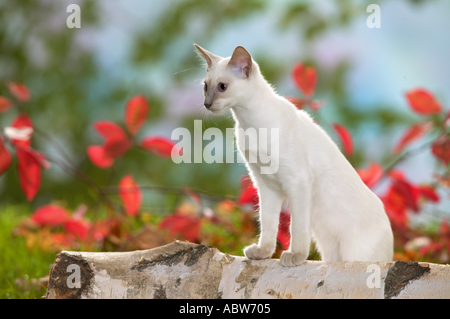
277,232 -> 290,251
332,123 -> 353,157
419,185 -> 439,203
140,136 -> 177,158
309,100 -> 325,111
6,81 -> 30,102
119,175 -> 142,216
356,162 -> 383,188
388,173 -> 420,213
23,147 -> 51,170
90,219 -> 116,241
440,218 -> 450,238
277,210 -> 291,250
159,214 -> 200,242
286,97 -> 308,110
382,189 -> 408,231
394,180 -> 420,212
292,64 -> 317,98
279,208 -> 290,234
405,89 -> 442,115
382,171 -> 426,231
0,96 -> 12,112
240,175 -> 253,190
93,121 -> 128,142
92,121 -> 132,158
87,145 -> 114,168
11,113 -> 33,148
238,185 -> 259,207
50,233 -> 75,248
31,205 -> 71,226
64,219 -> 90,240
393,122 -> 432,154
419,242 -> 443,257
431,135 -> 450,166
286,97 -> 324,111
387,170 -> 405,181
125,95 -> 149,136
16,146 -> 41,201
103,136 -> 133,158
0,137 -> 12,176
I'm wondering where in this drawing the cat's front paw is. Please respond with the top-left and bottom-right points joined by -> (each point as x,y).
244,244 -> 274,260
279,251 -> 307,267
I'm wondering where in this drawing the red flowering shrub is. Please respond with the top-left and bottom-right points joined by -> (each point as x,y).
1,62 -> 449,263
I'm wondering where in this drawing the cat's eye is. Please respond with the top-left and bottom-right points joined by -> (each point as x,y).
218,82 -> 228,92
203,82 -> 207,92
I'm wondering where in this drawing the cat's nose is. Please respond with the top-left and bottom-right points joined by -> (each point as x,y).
204,102 -> 212,109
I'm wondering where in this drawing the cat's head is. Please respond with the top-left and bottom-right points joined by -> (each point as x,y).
194,44 -> 255,114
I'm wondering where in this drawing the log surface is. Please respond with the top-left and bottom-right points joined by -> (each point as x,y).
45,241 -> 450,299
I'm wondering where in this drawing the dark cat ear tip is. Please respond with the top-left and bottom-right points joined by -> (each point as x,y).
232,46 -> 252,59
234,45 -> 249,52
194,44 -> 210,55
194,43 -> 204,50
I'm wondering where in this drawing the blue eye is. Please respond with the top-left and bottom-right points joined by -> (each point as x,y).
218,82 -> 228,92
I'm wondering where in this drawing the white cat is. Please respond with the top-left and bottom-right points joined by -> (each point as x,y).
194,44 -> 393,266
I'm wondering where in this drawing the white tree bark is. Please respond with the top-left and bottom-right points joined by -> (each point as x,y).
45,241 -> 450,299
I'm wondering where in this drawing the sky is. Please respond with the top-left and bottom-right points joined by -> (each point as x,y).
76,0 -> 450,116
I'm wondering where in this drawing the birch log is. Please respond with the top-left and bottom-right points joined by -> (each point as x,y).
45,241 -> 450,299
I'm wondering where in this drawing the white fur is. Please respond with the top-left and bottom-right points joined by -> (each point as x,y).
195,45 -> 394,266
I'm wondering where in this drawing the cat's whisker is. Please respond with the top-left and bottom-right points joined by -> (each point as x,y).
173,68 -> 200,76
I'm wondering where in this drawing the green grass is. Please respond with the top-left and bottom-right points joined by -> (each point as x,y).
0,205 -> 57,299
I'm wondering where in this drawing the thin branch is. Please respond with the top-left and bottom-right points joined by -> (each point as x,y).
41,152 -> 119,211
383,140 -> 435,173
373,139 -> 435,192
33,127 -> 79,170
102,185 -> 237,202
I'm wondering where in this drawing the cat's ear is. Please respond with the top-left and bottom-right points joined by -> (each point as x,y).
194,44 -> 221,70
228,46 -> 252,79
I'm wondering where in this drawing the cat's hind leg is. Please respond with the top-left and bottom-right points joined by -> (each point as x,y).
280,175 -> 312,266
314,238 -> 341,262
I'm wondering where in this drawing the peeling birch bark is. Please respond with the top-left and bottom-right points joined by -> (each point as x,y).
45,241 -> 450,299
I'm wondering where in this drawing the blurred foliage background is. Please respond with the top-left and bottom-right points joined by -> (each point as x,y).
0,0 -> 448,217
2,0 -> 450,299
